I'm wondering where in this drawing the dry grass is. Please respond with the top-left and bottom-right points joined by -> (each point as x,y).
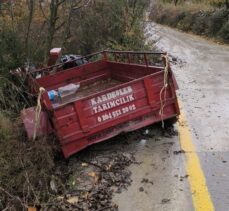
0,113 -> 14,140
159,1 -> 214,13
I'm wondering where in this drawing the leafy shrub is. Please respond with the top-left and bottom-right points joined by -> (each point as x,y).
151,2 -> 229,43
218,20 -> 229,43
175,11 -> 186,23
177,12 -> 195,31
192,11 -> 211,35
0,29 -> 24,75
208,8 -> 229,35
68,0 -> 149,54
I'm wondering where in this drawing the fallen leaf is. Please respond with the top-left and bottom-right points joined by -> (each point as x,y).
67,196 -> 79,205
57,196 -> 64,200
81,162 -> 88,167
28,207 -> 37,211
88,171 -> 100,183
88,172 -> 96,177
82,192 -> 90,199
50,179 -> 57,193
106,164 -> 112,171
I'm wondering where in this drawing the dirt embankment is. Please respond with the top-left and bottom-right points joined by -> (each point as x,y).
149,3 -> 229,44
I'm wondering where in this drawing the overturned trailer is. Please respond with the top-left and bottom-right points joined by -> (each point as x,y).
21,50 -> 180,158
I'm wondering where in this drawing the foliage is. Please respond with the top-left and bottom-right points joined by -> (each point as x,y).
0,0 -> 149,114
0,0 -> 149,67
64,0 -> 149,54
0,1 -> 150,209
208,8 -> 229,35
209,0 -> 229,8
157,0 -> 229,8
218,20 -> 229,42
150,2 -> 229,43
0,28 -> 24,75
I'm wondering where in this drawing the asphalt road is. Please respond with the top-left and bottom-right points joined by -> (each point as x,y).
114,23 -> 229,211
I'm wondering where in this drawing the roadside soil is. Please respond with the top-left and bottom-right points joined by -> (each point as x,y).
0,122 -> 178,211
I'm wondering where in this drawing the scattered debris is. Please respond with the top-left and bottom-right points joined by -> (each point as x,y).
141,178 -> 154,185
143,129 -> 150,135
169,55 -> 186,67
141,178 -> 149,183
28,207 -> 37,211
173,150 -> 186,155
172,57 -> 177,62
180,175 -> 189,181
81,162 -> 88,167
163,125 -> 178,138
161,198 -> 171,204
50,177 -> 58,193
67,196 -> 79,205
139,187 -> 144,192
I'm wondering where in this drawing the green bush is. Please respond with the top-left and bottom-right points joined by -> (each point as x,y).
175,11 -> 186,23
150,3 -> 229,43
0,29 -> 24,75
208,8 -> 229,35
192,12 -> 211,35
68,0 -> 149,54
218,20 -> 229,43
177,12 -> 195,31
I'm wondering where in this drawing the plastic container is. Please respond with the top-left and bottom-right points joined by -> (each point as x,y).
48,90 -> 58,102
58,83 -> 80,102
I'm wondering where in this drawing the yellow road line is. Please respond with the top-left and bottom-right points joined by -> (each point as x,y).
178,103 -> 215,211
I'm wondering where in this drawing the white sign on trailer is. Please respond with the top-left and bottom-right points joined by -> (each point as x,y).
90,86 -> 137,123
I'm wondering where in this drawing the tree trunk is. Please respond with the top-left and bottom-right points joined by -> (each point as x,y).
174,0 -> 178,6
225,0 -> 229,9
25,0 -> 34,60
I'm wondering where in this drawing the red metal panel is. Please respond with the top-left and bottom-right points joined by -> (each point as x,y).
36,60 -> 108,89
112,74 -> 135,82
144,77 -> 155,107
52,70 -> 178,157
21,107 -> 53,139
74,101 -> 89,132
109,62 -> 164,75
44,71 -> 110,92
62,105 -> 177,158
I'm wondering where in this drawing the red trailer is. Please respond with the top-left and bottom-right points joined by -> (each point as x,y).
22,51 -> 180,158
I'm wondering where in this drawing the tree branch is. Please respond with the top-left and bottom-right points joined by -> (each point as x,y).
72,0 -> 92,11
0,187 -> 28,208
39,0 -> 48,21
55,21 -> 66,31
